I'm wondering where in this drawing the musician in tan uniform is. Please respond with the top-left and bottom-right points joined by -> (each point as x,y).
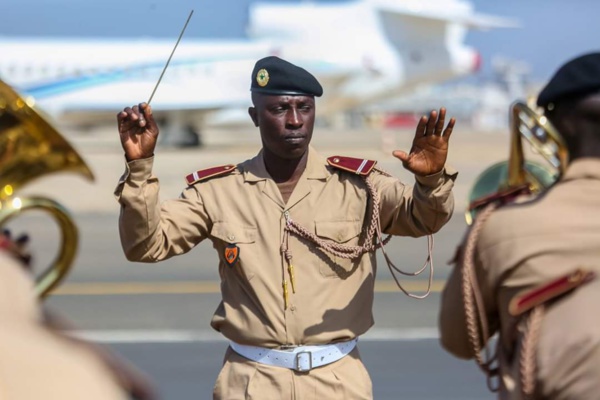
0,235 -> 130,400
115,56 -> 457,399
439,52 -> 600,399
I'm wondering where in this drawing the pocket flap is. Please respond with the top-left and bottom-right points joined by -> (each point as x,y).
315,220 -> 362,243
211,222 -> 257,244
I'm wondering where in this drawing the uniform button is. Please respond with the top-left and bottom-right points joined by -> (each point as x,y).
337,233 -> 344,241
227,234 -> 235,241
290,305 -> 297,311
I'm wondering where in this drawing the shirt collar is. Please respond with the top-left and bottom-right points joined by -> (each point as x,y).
242,146 -> 330,182
561,158 -> 600,182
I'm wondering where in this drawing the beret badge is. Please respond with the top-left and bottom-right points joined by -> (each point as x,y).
256,68 -> 269,87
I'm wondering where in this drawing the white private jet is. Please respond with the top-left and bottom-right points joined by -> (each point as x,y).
0,0 -> 515,146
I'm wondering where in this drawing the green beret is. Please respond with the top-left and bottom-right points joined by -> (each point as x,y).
537,52 -> 600,109
250,56 -> 323,97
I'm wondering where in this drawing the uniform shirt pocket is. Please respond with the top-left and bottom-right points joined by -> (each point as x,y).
315,220 -> 363,278
210,221 -> 258,281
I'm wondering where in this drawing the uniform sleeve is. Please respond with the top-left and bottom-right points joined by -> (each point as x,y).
374,165 -> 457,237
114,156 -> 211,263
0,253 -> 41,324
438,225 -> 500,359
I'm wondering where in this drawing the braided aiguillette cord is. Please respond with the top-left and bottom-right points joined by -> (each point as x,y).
461,203 -> 500,391
282,175 -> 434,298
520,305 -> 544,399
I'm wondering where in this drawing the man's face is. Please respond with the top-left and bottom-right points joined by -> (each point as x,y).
248,94 -> 315,160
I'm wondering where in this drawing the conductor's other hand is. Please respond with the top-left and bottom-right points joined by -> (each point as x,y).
117,103 -> 159,161
393,107 -> 455,177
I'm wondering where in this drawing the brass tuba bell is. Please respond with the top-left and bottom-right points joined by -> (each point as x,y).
465,101 -> 569,224
0,78 -> 94,298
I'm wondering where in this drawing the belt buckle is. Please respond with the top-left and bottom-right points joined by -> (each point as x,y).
295,351 -> 313,372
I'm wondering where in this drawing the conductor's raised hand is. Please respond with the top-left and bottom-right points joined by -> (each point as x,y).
392,107 -> 455,176
117,103 -> 159,161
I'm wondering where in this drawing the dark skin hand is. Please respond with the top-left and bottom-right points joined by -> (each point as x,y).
117,103 -> 160,161
393,108 -> 455,176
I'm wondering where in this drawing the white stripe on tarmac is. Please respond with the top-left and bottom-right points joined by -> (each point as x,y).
52,280 -> 446,296
71,328 -> 439,344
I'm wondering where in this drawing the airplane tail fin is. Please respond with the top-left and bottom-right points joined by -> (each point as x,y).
374,0 -> 517,80
374,0 -> 519,30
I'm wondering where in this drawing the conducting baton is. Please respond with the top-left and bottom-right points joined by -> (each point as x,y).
147,9 -> 194,105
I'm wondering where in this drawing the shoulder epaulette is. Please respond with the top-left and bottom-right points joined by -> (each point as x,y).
468,184 -> 530,213
185,164 -> 236,186
327,156 -> 377,176
509,269 -> 595,316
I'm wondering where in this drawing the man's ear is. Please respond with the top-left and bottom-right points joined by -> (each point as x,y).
248,107 -> 259,127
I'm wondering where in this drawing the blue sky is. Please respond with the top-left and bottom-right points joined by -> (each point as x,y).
2,0 -> 599,82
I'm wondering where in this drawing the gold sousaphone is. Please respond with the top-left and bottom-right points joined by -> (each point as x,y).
0,79 -> 94,298
466,101 -> 569,224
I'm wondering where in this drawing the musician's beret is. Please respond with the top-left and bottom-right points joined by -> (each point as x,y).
537,52 -> 600,109
250,56 -> 323,97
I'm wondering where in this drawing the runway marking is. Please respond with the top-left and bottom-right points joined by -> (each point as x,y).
53,280 -> 446,296
71,328 -> 440,344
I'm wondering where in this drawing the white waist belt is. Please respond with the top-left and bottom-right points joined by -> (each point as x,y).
229,338 -> 358,372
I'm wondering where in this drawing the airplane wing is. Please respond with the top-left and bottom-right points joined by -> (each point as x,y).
20,58 -> 257,112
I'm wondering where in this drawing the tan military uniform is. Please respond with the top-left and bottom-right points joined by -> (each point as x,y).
0,253 -> 128,400
439,158 -> 600,399
0,253 -> 40,325
116,146 -> 456,399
